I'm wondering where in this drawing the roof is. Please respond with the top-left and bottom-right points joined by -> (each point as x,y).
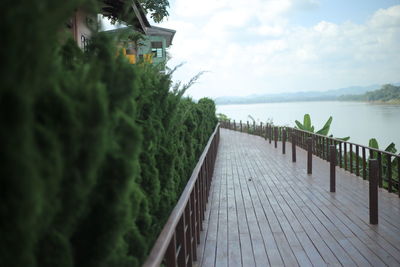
146,26 -> 176,47
102,0 -> 150,34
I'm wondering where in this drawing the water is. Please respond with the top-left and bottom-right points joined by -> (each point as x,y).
217,101 -> 400,149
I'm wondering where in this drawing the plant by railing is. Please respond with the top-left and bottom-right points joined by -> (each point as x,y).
143,124 -> 220,267
221,120 -> 400,196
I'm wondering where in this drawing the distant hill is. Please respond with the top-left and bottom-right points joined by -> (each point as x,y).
338,84 -> 400,103
215,83 -> 400,105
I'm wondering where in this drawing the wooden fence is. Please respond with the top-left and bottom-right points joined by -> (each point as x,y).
143,124 -> 220,267
221,120 -> 400,196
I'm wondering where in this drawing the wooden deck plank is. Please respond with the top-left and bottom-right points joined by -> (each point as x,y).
268,143 -> 400,266
196,129 -> 400,267
267,149 -> 396,266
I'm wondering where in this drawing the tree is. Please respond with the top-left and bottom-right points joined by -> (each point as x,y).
139,0 -> 170,23
101,0 -> 170,25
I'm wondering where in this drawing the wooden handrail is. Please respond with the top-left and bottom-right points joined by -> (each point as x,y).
143,123 -> 220,267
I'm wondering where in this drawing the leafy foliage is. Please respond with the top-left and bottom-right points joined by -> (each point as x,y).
295,114 -> 350,141
217,113 -> 230,122
139,0 -> 170,22
0,2 -> 215,267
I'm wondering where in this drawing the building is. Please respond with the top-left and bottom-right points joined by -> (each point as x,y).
105,25 -> 175,65
67,0 -> 150,50
139,26 -> 176,65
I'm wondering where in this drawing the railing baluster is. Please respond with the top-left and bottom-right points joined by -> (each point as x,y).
344,142 -> 347,171
292,133 -> 296,162
307,137 -> 312,174
349,144 -> 353,173
185,202 -> 193,267
269,125 -> 272,144
326,137 -> 329,161
190,192 -> 197,260
398,157 -> 400,197
339,142 -> 342,168
387,154 -> 392,193
356,145 -> 360,176
247,121 -> 249,133
195,181 -> 201,242
378,152 -> 382,188
265,123 -> 268,140
282,129 -> 286,154
362,147 -> 366,180
177,215 -> 187,267
330,145 -> 336,192
274,127 -> 278,148
240,120 -> 242,132
166,233 -> 178,267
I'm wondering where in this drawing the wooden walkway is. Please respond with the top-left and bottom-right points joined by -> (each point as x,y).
196,129 -> 400,267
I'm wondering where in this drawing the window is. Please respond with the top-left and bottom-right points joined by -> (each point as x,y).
81,35 -> 90,52
151,42 -> 163,58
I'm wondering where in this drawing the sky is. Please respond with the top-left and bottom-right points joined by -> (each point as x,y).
152,0 -> 400,99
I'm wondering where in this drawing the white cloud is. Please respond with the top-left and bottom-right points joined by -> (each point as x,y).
159,2 -> 400,99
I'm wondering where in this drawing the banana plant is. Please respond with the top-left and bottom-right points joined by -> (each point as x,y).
368,138 -> 397,160
368,138 -> 399,181
295,114 -> 350,141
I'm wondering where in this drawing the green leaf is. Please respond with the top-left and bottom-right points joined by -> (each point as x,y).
303,114 -> 312,131
316,116 -> 332,136
369,138 -> 379,149
337,136 -> 350,141
295,120 -> 304,130
384,142 -> 397,154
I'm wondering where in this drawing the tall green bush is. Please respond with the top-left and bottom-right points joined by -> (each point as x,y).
1,1 -> 217,267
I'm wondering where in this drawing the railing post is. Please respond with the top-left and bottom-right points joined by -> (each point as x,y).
274,127 -> 278,148
330,145 -> 336,192
369,159 -> 378,224
307,137 -> 312,174
247,121 -> 249,133
282,129 -> 286,154
260,122 -> 263,137
269,125 -> 272,144
292,133 -> 296,162
233,120 -> 236,131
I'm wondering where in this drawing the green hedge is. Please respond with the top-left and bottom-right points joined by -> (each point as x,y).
0,1 -> 217,267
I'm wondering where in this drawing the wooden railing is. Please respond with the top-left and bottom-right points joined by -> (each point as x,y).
221,120 -> 400,196
143,124 -> 220,267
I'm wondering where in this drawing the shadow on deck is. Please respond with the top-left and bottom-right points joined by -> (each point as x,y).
197,128 -> 400,267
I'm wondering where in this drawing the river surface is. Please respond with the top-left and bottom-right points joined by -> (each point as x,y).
217,101 -> 400,148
